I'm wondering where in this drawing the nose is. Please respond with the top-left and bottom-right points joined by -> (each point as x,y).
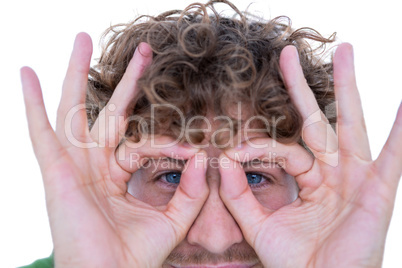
186,183 -> 244,254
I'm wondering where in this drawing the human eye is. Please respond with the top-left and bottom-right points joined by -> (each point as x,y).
152,171 -> 182,190
245,172 -> 274,189
159,172 -> 182,185
146,157 -> 186,189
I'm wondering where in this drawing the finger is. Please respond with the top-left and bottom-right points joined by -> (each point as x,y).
224,137 -> 314,177
280,45 -> 338,166
21,67 -> 65,172
164,151 -> 209,239
90,42 -> 153,148
219,154 -> 268,245
56,33 -> 93,145
224,137 -> 323,195
114,136 -> 199,181
333,43 -> 371,159
375,103 -> 402,185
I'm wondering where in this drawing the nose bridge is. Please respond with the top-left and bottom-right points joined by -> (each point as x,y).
186,176 -> 244,254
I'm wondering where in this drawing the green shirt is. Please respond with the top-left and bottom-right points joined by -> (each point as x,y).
19,253 -> 54,268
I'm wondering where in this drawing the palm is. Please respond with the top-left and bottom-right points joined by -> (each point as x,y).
43,146 -> 129,267
21,33 -> 208,267
220,44 -> 401,268
254,158 -> 391,267
307,159 -> 393,267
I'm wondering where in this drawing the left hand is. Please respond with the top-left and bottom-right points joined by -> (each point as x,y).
219,43 -> 402,267
20,33 -> 209,268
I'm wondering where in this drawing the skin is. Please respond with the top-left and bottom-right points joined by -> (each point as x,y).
127,122 -> 302,267
219,46 -> 402,267
20,34 -> 209,268
20,32 -> 402,268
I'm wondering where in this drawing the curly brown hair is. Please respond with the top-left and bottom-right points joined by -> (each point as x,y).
86,0 -> 336,147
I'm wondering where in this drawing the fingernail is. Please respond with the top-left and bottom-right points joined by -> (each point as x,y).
182,141 -> 193,148
137,42 -> 152,57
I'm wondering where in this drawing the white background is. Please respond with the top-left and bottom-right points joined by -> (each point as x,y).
0,0 -> 401,267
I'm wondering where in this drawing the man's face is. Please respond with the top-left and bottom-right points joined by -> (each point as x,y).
127,113 -> 299,267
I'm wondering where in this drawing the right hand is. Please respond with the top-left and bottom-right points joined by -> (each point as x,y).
20,33 -> 209,268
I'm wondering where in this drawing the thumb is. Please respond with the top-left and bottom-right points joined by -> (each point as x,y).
164,151 -> 209,240
219,153 -> 268,246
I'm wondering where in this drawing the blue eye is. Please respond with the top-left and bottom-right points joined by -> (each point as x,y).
162,172 -> 181,184
246,173 -> 263,184
160,172 -> 269,186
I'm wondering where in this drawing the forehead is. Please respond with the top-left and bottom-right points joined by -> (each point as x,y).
187,108 -> 270,148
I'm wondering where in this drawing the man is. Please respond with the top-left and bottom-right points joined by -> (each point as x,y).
20,0 -> 401,267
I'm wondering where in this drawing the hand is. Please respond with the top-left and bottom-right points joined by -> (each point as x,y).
219,44 -> 402,267
20,33 -> 209,267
